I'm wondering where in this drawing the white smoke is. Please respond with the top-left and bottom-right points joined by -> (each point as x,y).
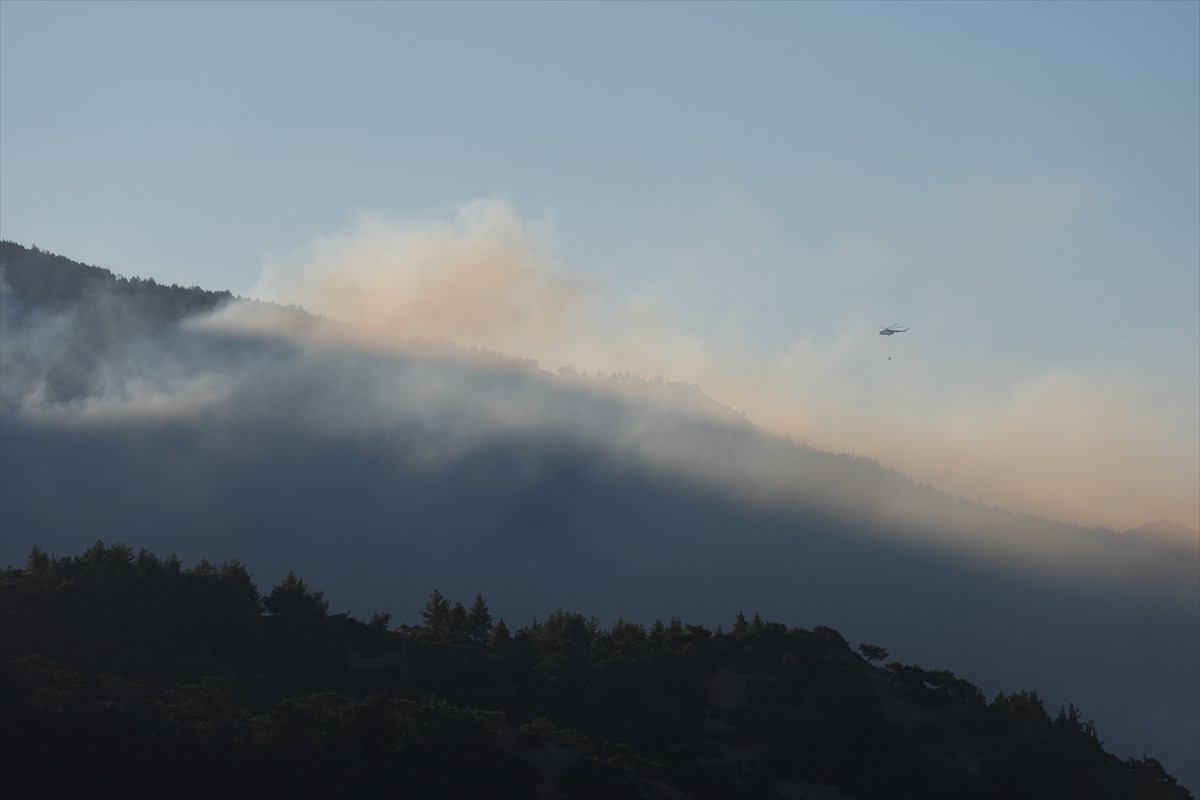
246,200 -> 1200,537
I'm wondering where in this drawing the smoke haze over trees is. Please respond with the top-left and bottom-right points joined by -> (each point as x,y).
1,242 -> 1197,793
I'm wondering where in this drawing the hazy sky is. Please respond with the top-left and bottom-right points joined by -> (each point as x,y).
2,1 -> 1197,532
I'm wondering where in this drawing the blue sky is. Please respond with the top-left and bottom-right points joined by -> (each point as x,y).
2,0 -> 1197,531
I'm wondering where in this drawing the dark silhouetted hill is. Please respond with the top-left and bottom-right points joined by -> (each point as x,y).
1,242 -> 1197,794
0,240 -> 232,322
1,543 -> 1191,799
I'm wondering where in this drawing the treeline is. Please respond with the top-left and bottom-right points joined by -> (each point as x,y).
0,543 -> 1190,799
0,240 -> 234,325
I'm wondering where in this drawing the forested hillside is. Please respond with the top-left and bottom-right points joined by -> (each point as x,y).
0,240 -> 232,322
2,242 -> 1197,793
1,543 -> 1190,799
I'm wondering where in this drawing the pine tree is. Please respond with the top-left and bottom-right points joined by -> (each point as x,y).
467,595 -> 492,642
488,617 -> 512,647
858,642 -> 889,666
449,601 -> 468,635
420,588 -> 451,633
265,571 -> 327,621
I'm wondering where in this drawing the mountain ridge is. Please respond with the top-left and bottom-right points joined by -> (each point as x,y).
1,240 -> 1197,793
4,240 -> 1193,542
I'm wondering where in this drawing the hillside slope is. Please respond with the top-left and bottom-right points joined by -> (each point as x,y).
1,242 -> 1197,792
1,542 -> 1191,799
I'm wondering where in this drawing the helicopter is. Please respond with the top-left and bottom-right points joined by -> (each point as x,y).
878,324 -> 909,336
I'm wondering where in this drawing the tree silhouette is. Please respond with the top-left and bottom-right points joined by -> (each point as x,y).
858,642 -> 889,666
448,601 -> 468,635
466,595 -> 492,642
265,571 -> 327,621
420,588 -> 450,633
488,617 -> 512,646
1,542 -> 1191,800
